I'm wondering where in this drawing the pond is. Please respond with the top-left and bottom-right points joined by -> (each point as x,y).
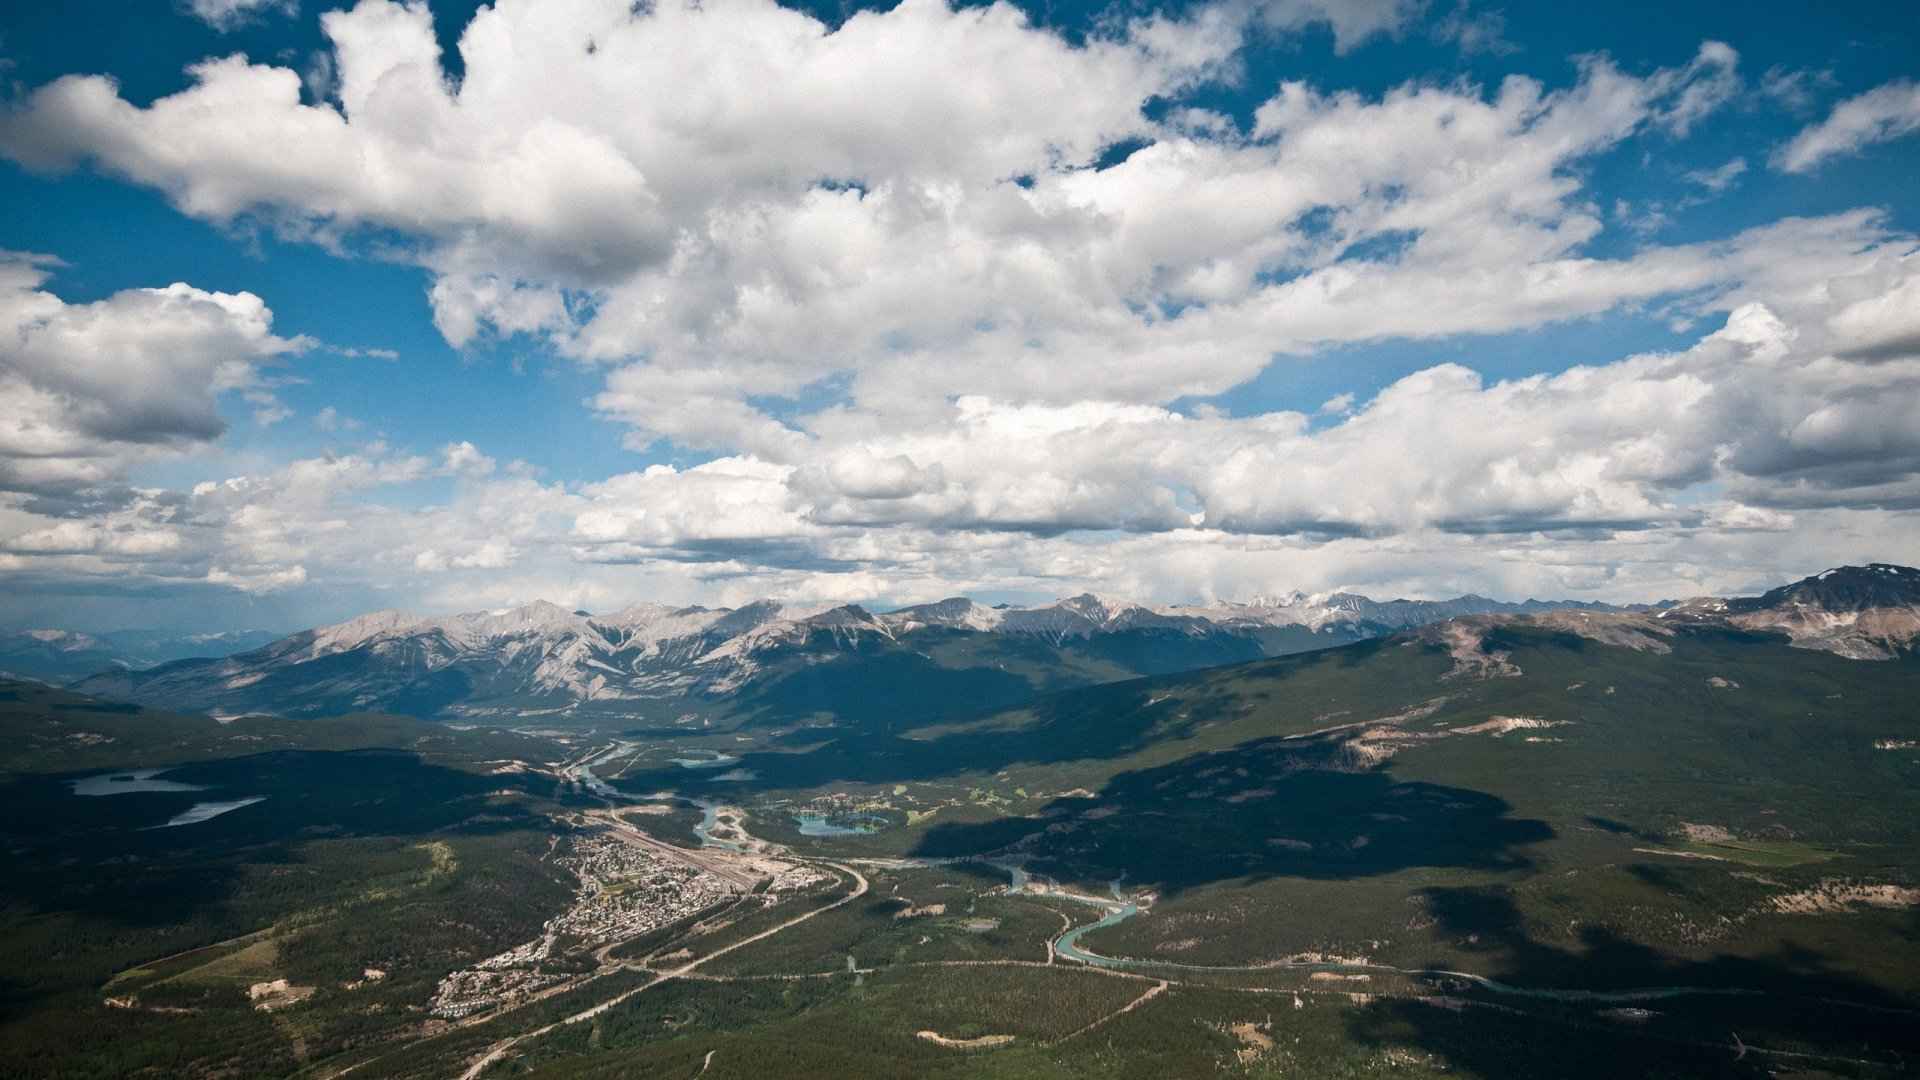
670,751 -> 741,770
67,767 -> 267,828
793,812 -> 889,837
149,797 -> 269,829
69,768 -> 207,796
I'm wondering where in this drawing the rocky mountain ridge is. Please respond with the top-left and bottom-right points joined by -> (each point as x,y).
1716,563 -> 1920,660
1432,564 -> 1920,666
65,566 -> 1919,720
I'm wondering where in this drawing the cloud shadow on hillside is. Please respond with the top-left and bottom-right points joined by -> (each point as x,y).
0,748 -> 551,932
614,636 -> 1439,798
907,731 -> 1553,896
1343,885 -> 1920,1075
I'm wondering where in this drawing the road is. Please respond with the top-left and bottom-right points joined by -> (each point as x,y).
1052,979 -> 1168,1044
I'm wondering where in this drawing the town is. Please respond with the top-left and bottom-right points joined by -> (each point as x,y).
430,830 -> 738,1019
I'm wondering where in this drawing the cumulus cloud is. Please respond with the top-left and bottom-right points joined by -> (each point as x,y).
2,317 -> 1914,611
1775,79 -> 1920,172
0,442 -> 546,599
1826,273 -> 1920,362
0,0 -> 1753,436
441,441 -> 497,478
572,458 -> 809,557
3,518 -> 183,556
779,230 -> 1920,536
0,253 -> 308,495
1,0 -> 1229,303
0,2 -> 1912,617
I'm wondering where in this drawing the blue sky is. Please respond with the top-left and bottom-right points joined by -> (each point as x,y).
0,0 -> 1917,632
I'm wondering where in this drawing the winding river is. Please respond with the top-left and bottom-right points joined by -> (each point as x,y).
995,862 -> 1763,1005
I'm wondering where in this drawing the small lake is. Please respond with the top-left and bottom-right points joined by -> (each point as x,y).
670,752 -> 741,770
70,769 -> 207,796
69,767 -> 267,829
150,797 -> 269,829
794,812 -> 888,837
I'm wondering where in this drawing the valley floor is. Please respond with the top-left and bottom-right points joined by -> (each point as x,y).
4,620 -> 1919,1078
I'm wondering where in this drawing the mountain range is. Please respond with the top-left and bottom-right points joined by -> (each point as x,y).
62,565 -> 1920,724
8,567 -> 1920,1079
0,628 -> 280,685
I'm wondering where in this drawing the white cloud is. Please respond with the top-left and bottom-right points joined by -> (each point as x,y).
245,389 -> 293,426
441,440 -> 497,478
1252,0 -> 1422,53
0,1 -> 1754,441
1430,1 -> 1516,57
572,457 -> 809,556
0,4 -> 1913,616
1758,66 -> 1832,114
1682,156 -> 1746,193
314,405 -> 362,432
186,0 -> 297,33
206,563 -> 307,593
1826,272 -> 1920,362
3,0 -> 1230,301
1775,79 -> 1920,172
0,253 -> 308,494
301,49 -> 336,102
767,235 -> 1920,540
1651,41 -> 1741,137
271,449 -> 430,497
450,538 -> 517,569
3,518 -> 183,556
2,347 -> 1914,609
329,344 -> 398,360
0,442 -> 537,598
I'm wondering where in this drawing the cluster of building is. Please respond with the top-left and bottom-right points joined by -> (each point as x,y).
429,831 -> 737,1019
761,859 -> 831,894
428,966 -> 568,1020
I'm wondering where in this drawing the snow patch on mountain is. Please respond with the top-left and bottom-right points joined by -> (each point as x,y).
71,566 -> 1915,719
